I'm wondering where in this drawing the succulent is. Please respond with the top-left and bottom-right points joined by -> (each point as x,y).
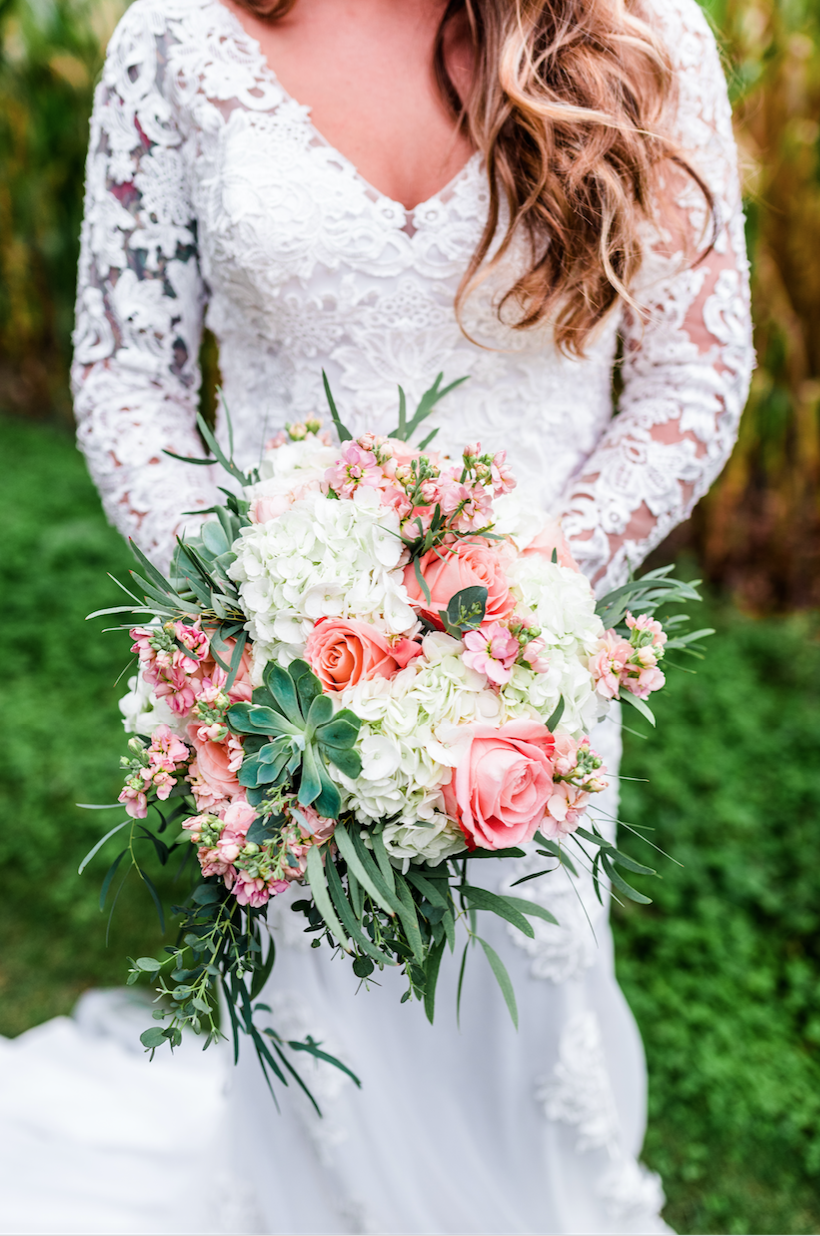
227,660 -> 362,818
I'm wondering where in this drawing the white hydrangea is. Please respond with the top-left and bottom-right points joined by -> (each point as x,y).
228,487 -> 416,680
491,490 -> 546,550
258,436 -> 338,484
245,436 -> 339,509
512,557 -> 605,651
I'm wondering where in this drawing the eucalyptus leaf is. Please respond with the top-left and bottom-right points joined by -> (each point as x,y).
477,936 -> 518,1029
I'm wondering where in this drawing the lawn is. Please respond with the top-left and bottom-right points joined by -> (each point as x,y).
1,413 -> 819,1234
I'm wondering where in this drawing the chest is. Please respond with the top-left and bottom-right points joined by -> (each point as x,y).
216,0 -> 475,214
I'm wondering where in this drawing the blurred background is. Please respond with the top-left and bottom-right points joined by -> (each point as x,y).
0,0 -> 818,1232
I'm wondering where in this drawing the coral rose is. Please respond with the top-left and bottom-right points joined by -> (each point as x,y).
304,618 -> 419,692
196,635 -> 253,702
403,538 -> 516,629
442,719 -> 556,850
187,723 -> 242,802
521,517 -> 581,572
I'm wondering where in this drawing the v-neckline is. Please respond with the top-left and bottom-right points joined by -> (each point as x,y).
213,0 -> 481,218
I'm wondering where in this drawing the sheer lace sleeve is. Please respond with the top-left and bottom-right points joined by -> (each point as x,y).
71,4 -> 219,572
559,0 -> 753,593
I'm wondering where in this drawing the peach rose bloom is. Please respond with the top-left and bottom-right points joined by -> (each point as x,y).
403,538 -> 516,628
197,635 -> 253,702
304,618 -> 420,692
521,517 -> 581,572
187,723 -> 242,801
442,719 -> 556,850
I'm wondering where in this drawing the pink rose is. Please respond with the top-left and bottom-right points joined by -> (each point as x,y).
250,493 -> 291,524
294,804 -> 337,844
304,618 -> 416,692
442,720 -> 556,850
522,517 -> 581,572
403,538 -> 516,629
196,636 -> 253,703
187,723 -> 242,803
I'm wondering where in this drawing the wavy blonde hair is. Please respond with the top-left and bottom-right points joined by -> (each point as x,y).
235,0 -> 712,355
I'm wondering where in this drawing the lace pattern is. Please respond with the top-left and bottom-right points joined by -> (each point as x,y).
72,0 -> 752,582
538,1011 -> 669,1230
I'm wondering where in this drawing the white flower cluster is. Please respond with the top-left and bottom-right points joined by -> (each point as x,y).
508,558 -> 606,736
229,486 -> 416,680
223,433 -> 612,864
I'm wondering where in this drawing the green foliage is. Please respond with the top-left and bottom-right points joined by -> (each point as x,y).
0,412 -> 176,1035
0,0 -> 128,418
615,585 -> 820,1234
688,0 -> 820,609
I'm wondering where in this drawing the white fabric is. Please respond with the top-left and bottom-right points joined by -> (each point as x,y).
0,990 -> 240,1235
19,0 -> 754,1230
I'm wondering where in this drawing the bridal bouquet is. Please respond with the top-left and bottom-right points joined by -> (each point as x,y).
84,376 -> 707,1106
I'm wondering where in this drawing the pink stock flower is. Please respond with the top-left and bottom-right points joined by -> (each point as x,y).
325,441 -> 383,496
181,813 -> 209,843
233,871 -> 283,907
626,611 -> 667,648
627,664 -> 666,699
379,484 -> 414,521
521,637 -> 550,674
442,719 -> 556,850
403,538 -> 516,629
131,620 -> 211,716
153,668 -> 198,716
590,630 -> 633,700
197,845 -> 235,882
118,782 -> 147,819
304,618 -> 419,692
542,781 -> 591,838
437,479 -> 494,532
462,622 -> 520,685
146,724 -> 189,772
150,770 -> 176,800
174,620 -> 209,667
591,618 -> 667,702
490,450 -> 516,496
539,733 -> 607,839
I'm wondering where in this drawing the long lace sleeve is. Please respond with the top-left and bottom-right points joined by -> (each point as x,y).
71,5 -> 219,572
559,0 -> 753,593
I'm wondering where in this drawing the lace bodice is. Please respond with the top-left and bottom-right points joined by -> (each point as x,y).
72,0 -> 753,587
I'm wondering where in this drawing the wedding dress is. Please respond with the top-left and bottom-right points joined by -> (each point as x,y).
16,0 -> 752,1231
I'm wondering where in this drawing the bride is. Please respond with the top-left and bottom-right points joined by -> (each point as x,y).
68,0 -> 752,1231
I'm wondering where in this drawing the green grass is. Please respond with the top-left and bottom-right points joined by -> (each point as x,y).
0,413 -> 175,1034
1,413 -> 819,1233
613,592 -> 820,1233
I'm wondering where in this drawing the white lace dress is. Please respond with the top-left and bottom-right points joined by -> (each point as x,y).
58,0 -> 754,1231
